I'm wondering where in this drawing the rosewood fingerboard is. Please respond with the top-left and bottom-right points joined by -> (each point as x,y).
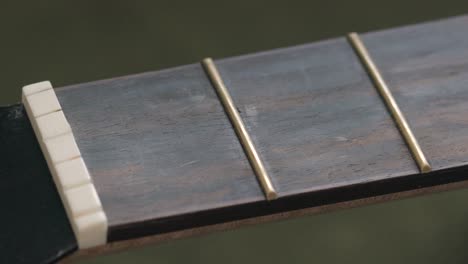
52,15 -> 468,243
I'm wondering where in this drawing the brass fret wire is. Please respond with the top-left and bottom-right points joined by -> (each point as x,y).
347,32 -> 431,173
202,58 -> 278,200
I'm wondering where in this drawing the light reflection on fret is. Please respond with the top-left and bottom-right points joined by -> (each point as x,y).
202,58 -> 278,200
347,32 -> 432,173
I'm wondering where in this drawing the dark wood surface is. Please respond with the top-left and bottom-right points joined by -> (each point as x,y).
361,15 -> 468,171
0,105 -> 77,264
55,65 -> 265,240
53,15 -> 468,243
65,178 -> 468,263
215,37 -> 418,197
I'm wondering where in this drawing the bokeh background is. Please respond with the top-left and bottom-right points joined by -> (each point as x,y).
2,1 -> 468,263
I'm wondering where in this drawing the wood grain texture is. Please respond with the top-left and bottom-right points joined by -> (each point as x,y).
215,37 -> 418,197
52,15 -> 468,244
55,64 -> 265,241
361,15 -> 468,171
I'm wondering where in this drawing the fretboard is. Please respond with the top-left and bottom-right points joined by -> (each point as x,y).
4,14 -> 468,263
60,13 -> 468,238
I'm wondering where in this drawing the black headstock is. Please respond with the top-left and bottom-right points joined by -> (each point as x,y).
0,104 -> 77,264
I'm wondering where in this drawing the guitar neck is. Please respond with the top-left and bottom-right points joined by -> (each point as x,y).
3,14 -> 468,263
58,12 -> 468,240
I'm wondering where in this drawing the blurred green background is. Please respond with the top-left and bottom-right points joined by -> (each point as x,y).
2,1 -> 468,263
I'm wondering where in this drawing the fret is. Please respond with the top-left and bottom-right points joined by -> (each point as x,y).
202,58 -> 277,200
358,16 -> 468,171
347,32 -> 431,173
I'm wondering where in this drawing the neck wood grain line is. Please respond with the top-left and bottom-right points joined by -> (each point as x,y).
22,81 -> 107,249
